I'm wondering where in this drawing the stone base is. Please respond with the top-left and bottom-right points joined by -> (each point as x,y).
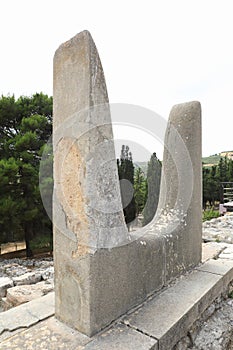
1,246 -> 233,349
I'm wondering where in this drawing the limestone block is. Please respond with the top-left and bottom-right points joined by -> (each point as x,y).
83,324 -> 158,350
123,268 -> 224,350
0,293 -> 55,334
0,277 -> 13,298
4,281 -> 54,309
41,266 -> 54,281
13,272 -> 42,286
53,29 -> 202,337
154,101 -> 202,282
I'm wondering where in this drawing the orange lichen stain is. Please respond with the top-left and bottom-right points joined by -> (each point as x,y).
56,138 -> 90,257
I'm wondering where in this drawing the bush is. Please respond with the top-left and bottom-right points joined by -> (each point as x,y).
203,209 -> 220,222
30,234 -> 51,250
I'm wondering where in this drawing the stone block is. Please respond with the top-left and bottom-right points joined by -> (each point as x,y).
0,292 -> 55,334
155,101 -> 202,282
196,258 -> 233,287
0,316 -> 91,349
5,281 -> 54,309
123,268 -> 224,350
0,277 -> 13,298
202,242 -> 227,262
53,29 -> 202,337
13,272 -> 42,286
83,324 -> 158,350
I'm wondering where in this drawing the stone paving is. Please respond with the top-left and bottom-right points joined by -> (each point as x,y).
0,215 -> 233,348
0,248 -> 233,349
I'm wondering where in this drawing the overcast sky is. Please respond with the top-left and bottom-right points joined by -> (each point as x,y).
1,0 -> 232,160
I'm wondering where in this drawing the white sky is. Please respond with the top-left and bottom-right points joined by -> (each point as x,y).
1,0 -> 233,161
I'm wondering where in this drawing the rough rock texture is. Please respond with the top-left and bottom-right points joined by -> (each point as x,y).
1,250 -> 233,348
193,299 -> 233,349
53,30 -> 127,250
155,101 -> 202,281
13,271 -> 42,286
0,278 -> 13,298
0,258 -> 54,311
3,281 -> 54,310
174,296 -> 233,349
203,214 -> 233,243
53,30 -> 202,336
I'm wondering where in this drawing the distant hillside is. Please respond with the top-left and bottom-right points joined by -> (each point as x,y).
135,151 -> 232,171
202,150 -> 233,167
202,154 -> 221,166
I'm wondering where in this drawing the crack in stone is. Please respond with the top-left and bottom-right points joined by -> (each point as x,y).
0,320 -> 38,337
195,268 -> 228,277
214,247 -> 227,260
0,310 -> 53,337
121,321 -> 158,341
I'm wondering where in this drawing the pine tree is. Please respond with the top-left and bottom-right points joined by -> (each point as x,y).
117,145 -> 136,230
142,153 -> 161,226
134,167 -> 147,215
217,157 -> 228,182
0,93 -> 52,256
228,159 -> 233,182
202,157 -> 233,208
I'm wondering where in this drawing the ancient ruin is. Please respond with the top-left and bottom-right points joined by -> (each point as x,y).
53,30 -> 202,336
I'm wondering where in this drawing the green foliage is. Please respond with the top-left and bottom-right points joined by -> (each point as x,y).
142,153 -> 161,226
117,145 -> 136,229
30,233 -> 51,250
134,167 -> 147,215
228,159 -> 233,182
202,154 -> 221,165
0,93 -> 53,255
203,157 -> 233,208
202,209 -> 220,222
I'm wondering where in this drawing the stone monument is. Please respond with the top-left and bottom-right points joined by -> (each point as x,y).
53,30 -> 202,336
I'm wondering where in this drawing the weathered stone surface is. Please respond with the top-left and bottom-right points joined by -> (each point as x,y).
41,266 -> 54,281
0,257 -> 53,279
4,281 -> 54,309
13,272 -> 42,286
196,257 -> 233,276
83,324 -> 158,350
53,30 -> 127,250
0,316 -> 90,350
196,257 -> 233,287
123,266 -> 227,350
191,298 -> 233,350
1,257 -> 233,349
53,30 -> 130,336
0,277 -> 13,298
53,30 -> 202,337
202,242 -> 227,262
203,213 -> 233,243
0,292 -> 54,335
154,101 -> 202,282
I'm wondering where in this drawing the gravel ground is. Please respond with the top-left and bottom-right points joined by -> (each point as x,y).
203,213 -> 233,243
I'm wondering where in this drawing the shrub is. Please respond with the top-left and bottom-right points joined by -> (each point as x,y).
203,209 -> 220,222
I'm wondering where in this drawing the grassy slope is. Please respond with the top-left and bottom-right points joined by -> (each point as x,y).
135,151 -> 231,171
202,154 -> 221,165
